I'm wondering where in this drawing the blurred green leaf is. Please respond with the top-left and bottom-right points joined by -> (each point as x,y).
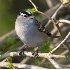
6,56 -> 12,63
0,51 -> 4,55
40,38 -> 52,53
0,44 -> 6,50
6,38 -> 15,46
36,14 -> 42,19
27,8 -> 36,14
7,63 -> 15,69
35,57 -> 46,67
35,57 -> 42,66
8,46 -> 17,52
24,8 -> 43,21
6,56 -> 15,69
26,8 -> 42,19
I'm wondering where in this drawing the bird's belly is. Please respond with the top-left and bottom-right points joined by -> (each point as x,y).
21,30 -> 47,47
15,24 -> 47,47
23,35 -> 46,47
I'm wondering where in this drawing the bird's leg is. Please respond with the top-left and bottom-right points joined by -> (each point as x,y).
19,48 -> 25,55
19,45 -> 28,55
32,47 -> 39,57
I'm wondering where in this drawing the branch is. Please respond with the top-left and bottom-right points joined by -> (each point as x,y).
59,19 -> 70,24
29,0 -> 37,11
20,57 -> 31,64
0,62 -> 47,69
47,57 -> 62,68
0,51 -> 66,60
0,51 -> 64,68
52,40 -> 70,44
0,30 -> 18,44
45,3 -> 70,51
29,0 -> 52,21
49,32 -> 70,54
46,0 -> 59,8
44,3 -> 64,28
60,50 -> 68,55
60,64 -> 70,68
0,50 -> 65,68
46,0 -> 54,8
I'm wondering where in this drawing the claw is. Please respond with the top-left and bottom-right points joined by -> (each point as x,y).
32,51 -> 38,57
19,45 -> 28,55
32,47 -> 39,57
19,48 -> 25,55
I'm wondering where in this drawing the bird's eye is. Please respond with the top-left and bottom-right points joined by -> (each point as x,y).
24,15 -> 28,17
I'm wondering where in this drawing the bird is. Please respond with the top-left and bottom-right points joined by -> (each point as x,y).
15,10 -> 59,56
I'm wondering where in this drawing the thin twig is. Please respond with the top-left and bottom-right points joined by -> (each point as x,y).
44,3 -> 64,28
46,0 -> 54,8
29,0 -> 52,21
29,0 -> 37,11
20,57 -> 31,64
45,3 -> 70,51
47,57 -> 62,69
49,32 -> 70,54
60,50 -> 68,55
60,64 -> 70,68
53,40 -> 70,44
59,19 -> 70,24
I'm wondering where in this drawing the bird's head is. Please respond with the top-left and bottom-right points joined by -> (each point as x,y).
18,10 -> 32,18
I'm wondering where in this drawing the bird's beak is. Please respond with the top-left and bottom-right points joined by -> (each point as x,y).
30,16 -> 34,19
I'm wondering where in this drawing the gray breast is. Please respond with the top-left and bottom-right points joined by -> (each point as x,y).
15,17 -> 48,47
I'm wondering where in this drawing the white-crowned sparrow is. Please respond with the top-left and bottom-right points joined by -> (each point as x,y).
15,11 -> 59,55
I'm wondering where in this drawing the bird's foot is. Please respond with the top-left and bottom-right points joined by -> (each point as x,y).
32,47 -> 39,57
19,48 -> 25,55
19,45 -> 28,55
32,51 -> 39,57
